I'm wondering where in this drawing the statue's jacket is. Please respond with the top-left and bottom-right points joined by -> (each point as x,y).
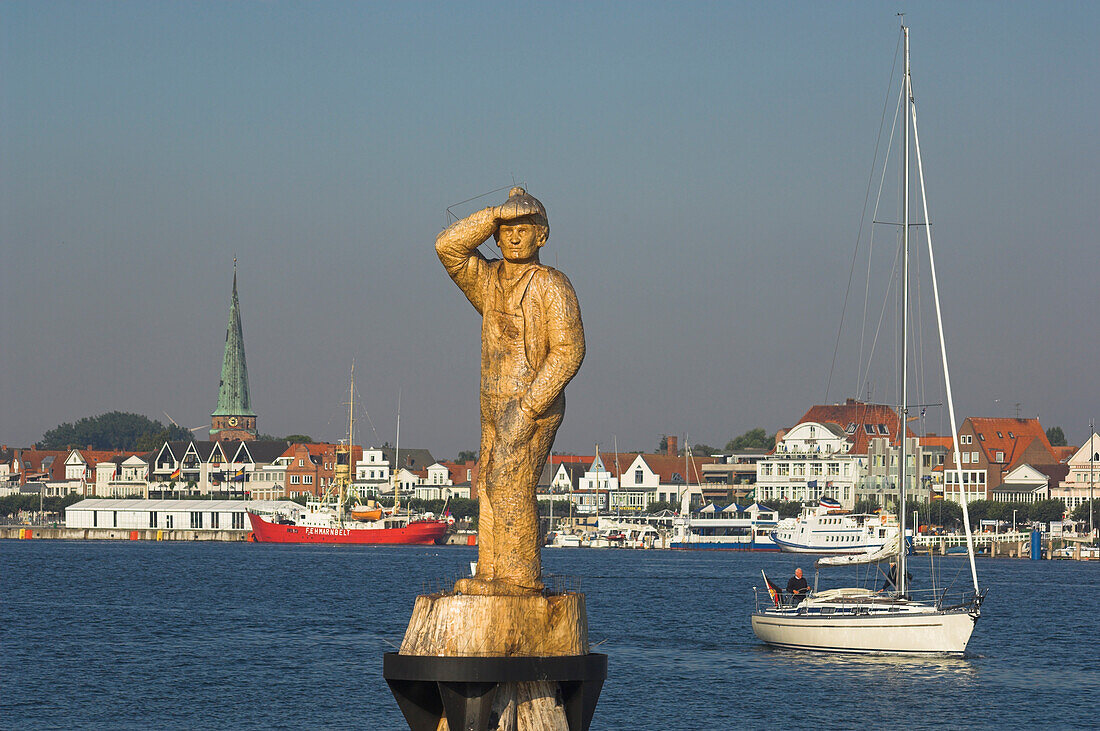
437,239 -> 585,417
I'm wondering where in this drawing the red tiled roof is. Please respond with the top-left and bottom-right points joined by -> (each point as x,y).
636,453 -> 716,485
441,460 -> 477,485
794,399 -> 913,455
965,417 -> 1055,468
919,435 -> 955,449
1051,445 -> 1077,462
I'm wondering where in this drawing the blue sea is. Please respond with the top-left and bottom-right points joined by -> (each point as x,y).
2,541 -> 1098,729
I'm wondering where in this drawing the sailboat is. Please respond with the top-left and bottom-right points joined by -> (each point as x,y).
751,24 -> 984,655
247,367 -> 449,545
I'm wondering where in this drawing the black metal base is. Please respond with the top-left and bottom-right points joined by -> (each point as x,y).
383,652 -> 607,731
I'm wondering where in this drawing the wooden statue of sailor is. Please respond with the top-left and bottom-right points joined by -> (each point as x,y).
435,187 -> 585,596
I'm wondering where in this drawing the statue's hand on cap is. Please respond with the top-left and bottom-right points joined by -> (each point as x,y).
493,187 -> 543,223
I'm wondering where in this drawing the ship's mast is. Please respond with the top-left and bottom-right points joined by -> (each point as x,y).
392,391 -> 402,514
333,364 -> 356,526
897,23 -> 911,597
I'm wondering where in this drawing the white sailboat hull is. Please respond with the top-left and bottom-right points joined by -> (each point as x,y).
751,606 -> 976,655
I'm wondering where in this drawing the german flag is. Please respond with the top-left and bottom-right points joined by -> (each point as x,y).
169,467 -> 181,480
761,570 -> 783,608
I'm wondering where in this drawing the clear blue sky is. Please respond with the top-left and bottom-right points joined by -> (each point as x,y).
2,1 -> 1096,457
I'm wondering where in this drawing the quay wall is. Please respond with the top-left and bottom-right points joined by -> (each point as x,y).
1,526 -> 250,541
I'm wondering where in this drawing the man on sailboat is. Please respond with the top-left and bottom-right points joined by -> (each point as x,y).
437,187 -> 586,596
786,568 -> 809,604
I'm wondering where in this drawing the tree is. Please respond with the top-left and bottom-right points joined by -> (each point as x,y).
1029,499 -> 1067,524
691,444 -> 718,456
1046,426 -> 1067,447
726,428 -> 775,451
657,435 -> 669,454
763,500 -> 803,519
927,499 -> 963,529
284,434 -> 313,444
853,498 -> 881,515
135,425 -> 191,452
645,500 -> 677,513
40,412 -> 188,451
456,450 -> 478,463
1071,500 -> 1099,532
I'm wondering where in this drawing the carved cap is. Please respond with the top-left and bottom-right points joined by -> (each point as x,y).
501,186 -> 549,237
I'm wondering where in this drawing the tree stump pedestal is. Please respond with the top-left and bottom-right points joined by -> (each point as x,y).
384,592 -> 606,731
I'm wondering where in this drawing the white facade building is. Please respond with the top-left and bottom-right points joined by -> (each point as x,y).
1050,433 -> 1100,510
65,499 -> 297,532
755,422 -> 860,508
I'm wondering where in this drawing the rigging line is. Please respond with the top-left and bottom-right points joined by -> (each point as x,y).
352,381 -> 382,447
863,233 -> 904,404
912,100 -> 979,594
444,184 -> 516,224
858,81 -> 906,398
824,31 -> 904,404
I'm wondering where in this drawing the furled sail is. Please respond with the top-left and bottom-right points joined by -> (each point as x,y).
815,537 -> 898,568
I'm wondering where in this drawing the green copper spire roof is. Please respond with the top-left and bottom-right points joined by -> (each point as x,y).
212,267 -> 255,417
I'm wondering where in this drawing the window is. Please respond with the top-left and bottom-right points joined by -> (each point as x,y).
190,512 -> 202,529
93,511 -> 98,527
232,512 -> 245,530
996,451 -> 1005,462
972,452 -> 979,462
290,475 -> 300,484
634,468 -> 644,483
777,464 -> 789,476
864,425 -> 875,435
978,434 -> 985,441
298,459 -> 304,467
962,453 -> 970,464
211,512 -> 219,529
165,515 -> 174,528
304,475 -> 313,484
150,512 -> 158,528
846,423 -> 857,434
878,424 -> 889,435
997,431 -> 1003,438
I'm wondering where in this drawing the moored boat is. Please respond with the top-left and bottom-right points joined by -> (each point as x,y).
247,365 -> 449,546
671,501 -> 781,550
247,507 -> 447,545
771,500 -> 899,555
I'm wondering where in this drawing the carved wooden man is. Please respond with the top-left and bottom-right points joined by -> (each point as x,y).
436,187 -> 585,595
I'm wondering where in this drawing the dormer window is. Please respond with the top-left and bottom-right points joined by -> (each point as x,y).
996,431 -> 1003,438
864,425 -> 875,435
1008,431 -> 1014,438
846,423 -> 856,434
878,424 -> 889,435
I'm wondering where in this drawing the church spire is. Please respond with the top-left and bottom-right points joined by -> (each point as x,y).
211,262 -> 257,441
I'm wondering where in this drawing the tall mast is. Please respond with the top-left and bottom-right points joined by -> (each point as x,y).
897,24 -> 911,597
392,391 -> 402,513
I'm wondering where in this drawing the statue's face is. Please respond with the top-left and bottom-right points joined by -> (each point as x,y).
496,220 -> 545,263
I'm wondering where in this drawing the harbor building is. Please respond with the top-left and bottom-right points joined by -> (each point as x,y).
64,498 -> 296,533
943,417 -> 1058,501
210,266 -> 257,442
755,399 -> 921,510
1049,432 -> 1100,510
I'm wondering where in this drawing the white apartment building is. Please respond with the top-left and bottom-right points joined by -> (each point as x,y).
755,422 -> 860,508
